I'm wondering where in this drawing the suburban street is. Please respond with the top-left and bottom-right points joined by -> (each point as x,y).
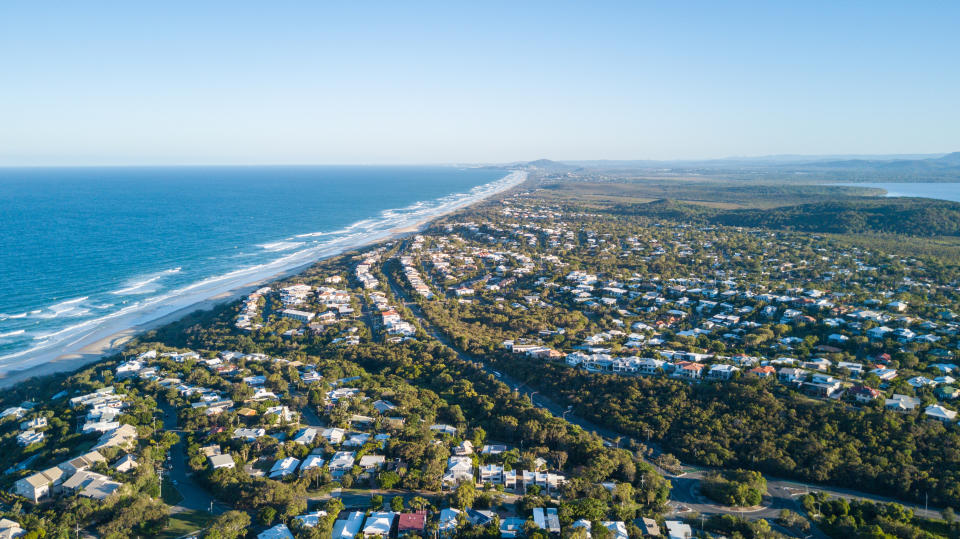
383,260 -> 942,535
161,402 -> 231,515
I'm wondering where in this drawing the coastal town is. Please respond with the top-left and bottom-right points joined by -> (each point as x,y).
0,185 -> 958,539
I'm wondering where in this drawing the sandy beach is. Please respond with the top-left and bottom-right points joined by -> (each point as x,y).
0,171 -> 528,388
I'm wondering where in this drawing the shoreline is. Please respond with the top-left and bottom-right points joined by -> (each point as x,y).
0,171 -> 528,388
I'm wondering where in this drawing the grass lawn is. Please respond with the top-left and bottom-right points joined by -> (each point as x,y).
156,510 -> 214,539
162,479 -> 185,505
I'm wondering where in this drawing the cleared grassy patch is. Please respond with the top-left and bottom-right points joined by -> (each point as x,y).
156,510 -> 214,539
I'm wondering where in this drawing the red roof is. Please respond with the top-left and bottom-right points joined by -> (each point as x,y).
397,511 -> 427,531
676,361 -> 705,371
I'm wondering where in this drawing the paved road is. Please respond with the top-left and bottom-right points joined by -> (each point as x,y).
161,402 -> 230,515
383,261 -> 941,534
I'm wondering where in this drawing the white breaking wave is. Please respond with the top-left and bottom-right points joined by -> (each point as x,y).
0,330 -> 25,339
111,267 -> 182,295
0,170 -> 527,371
258,241 -> 305,252
48,296 -> 88,311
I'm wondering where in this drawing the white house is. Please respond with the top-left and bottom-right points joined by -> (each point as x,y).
442,456 -> 473,484
925,404 -> 958,422
269,457 -> 301,479
209,454 -> 236,470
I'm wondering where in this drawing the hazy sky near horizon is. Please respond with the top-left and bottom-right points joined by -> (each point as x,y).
2,1 -> 959,165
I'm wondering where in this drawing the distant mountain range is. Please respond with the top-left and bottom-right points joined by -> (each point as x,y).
803,152 -> 960,171
506,152 -> 960,182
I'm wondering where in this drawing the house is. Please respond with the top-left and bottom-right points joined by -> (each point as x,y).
94,424 -> 138,450
533,508 -> 561,534
504,469 -> 518,490
14,467 -> 64,502
373,400 -> 397,414
665,520 -> 693,539
430,424 -> 457,436
640,517 -> 660,537
837,361 -> 864,375
924,404 -> 958,422
16,430 -> 44,447
602,521 -> 629,539
209,454 -> 236,470
802,357 -> 832,371
778,367 -> 806,384
908,376 -> 938,389
937,386 -> 960,400
257,524 -> 295,539
707,364 -> 739,380
397,511 -> 427,536
19,417 -> 47,430
57,451 -> 107,475
870,368 -> 898,381
332,512 -> 365,539
280,309 -> 316,322
343,432 -> 371,447
885,394 -> 921,411
479,464 -> 504,485
481,444 -> 507,455
466,509 -> 496,527
500,517 -> 526,538
867,326 -> 893,340
299,454 -> 325,474
113,454 -> 139,472
749,365 -> 776,377
848,385 -> 881,403
293,511 -> 328,528
888,301 -> 909,313
442,456 -> 473,484
358,455 -> 386,471
454,440 -> 474,456
362,511 -> 396,537
438,508 -> 461,537
0,519 -> 25,539
328,451 -> 356,478
571,520 -> 592,536
672,361 -> 705,380
60,470 -> 122,500
265,406 -> 297,423
269,457 -> 301,479
232,427 -> 266,442
321,427 -> 346,444
804,375 -> 843,398
292,427 -> 318,445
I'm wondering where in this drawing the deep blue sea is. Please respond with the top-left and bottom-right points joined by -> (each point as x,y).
0,166 -> 519,371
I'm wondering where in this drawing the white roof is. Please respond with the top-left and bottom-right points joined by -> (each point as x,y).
257,524 -> 294,539
363,512 -> 396,535
332,512 -> 365,539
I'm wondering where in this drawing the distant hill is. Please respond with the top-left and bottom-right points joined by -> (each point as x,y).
632,197 -> 960,236
801,152 -> 960,173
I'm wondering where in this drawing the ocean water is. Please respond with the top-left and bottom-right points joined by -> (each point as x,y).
0,166 -> 521,371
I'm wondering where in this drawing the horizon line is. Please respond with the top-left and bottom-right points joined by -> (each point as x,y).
0,151 -> 956,169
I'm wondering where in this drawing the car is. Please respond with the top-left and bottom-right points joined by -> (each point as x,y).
492,371 -> 502,377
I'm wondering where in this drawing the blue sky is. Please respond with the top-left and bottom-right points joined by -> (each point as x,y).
1,1 -> 958,165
